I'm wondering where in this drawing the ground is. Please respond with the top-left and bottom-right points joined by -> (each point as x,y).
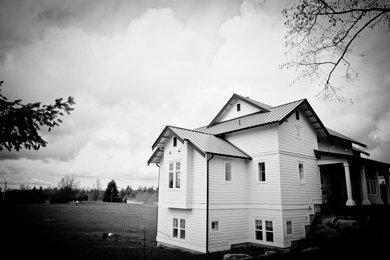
2,202 -> 389,260
0,202 -> 267,259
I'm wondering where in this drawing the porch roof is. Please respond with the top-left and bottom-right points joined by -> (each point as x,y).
314,150 -> 390,169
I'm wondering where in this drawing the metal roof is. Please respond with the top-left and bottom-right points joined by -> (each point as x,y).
197,99 -> 331,137
327,128 -> 367,148
148,126 -> 252,165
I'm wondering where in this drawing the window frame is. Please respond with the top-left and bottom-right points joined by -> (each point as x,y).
224,161 -> 232,182
172,218 -> 186,240
286,219 -> 293,237
175,162 -> 181,188
211,220 -> 220,232
172,218 -> 178,238
255,219 -> 263,241
258,162 -> 266,182
298,162 -> 305,184
254,219 -> 274,243
168,161 -> 181,189
295,125 -> 302,139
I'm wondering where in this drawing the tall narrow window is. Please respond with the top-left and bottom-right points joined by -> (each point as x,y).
225,162 -> 232,181
172,218 -> 178,238
237,103 -> 241,112
286,220 -> 292,235
179,219 -> 186,239
255,220 -> 263,240
175,162 -> 181,188
296,111 -> 300,120
211,221 -> 219,232
265,221 -> 274,242
298,163 -> 305,183
173,137 -> 177,147
169,163 -> 174,188
295,125 -> 302,138
258,162 -> 266,182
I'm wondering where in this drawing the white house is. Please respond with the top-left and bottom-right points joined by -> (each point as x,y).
148,94 -> 390,253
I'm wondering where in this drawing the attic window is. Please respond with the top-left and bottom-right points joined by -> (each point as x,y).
296,111 -> 300,120
173,137 -> 177,147
237,103 -> 241,112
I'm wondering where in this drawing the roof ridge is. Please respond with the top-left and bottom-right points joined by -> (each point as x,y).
270,98 -> 306,109
168,125 -> 215,136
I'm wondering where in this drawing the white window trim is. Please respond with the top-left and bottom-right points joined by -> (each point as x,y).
254,218 -> 275,245
224,161 -> 232,182
257,161 -> 267,183
285,219 -> 293,237
295,125 -> 302,139
211,219 -> 220,233
172,217 -> 186,240
298,161 -> 305,185
168,160 -> 182,190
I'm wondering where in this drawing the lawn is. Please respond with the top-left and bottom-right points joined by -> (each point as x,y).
0,202 -> 262,260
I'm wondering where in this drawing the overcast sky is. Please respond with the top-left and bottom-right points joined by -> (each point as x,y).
1,0 -> 389,190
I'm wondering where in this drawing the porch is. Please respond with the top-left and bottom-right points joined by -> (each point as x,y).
315,150 -> 390,208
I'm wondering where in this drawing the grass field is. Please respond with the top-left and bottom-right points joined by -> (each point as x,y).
0,202 -> 263,260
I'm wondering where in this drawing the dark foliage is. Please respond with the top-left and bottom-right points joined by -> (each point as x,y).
0,80 -> 75,151
103,180 -> 120,202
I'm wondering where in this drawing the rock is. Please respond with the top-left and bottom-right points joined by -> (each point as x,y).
223,253 -> 251,260
321,216 -> 336,225
264,251 -> 278,256
301,246 -> 321,255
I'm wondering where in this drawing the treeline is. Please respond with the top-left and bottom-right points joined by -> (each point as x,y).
0,184 -> 158,204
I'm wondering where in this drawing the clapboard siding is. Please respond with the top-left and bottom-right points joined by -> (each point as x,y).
278,109 -> 322,206
219,99 -> 260,123
278,109 -> 318,156
209,209 -> 249,252
279,154 -> 321,205
209,156 -> 248,205
157,207 -> 206,252
247,208 -> 284,248
281,209 -> 310,247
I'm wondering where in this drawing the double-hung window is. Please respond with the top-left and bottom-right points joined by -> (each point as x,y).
225,162 -> 232,181
255,219 -> 274,242
172,218 -> 185,239
168,162 -> 181,189
258,162 -> 266,182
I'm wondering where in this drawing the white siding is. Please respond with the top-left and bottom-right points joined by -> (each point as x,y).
219,99 -> 260,122
278,110 -> 322,206
157,207 -> 206,253
281,210 -> 311,247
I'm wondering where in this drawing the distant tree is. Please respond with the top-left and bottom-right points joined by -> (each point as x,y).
103,180 -> 120,202
57,175 -> 79,202
0,80 -> 75,151
282,0 -> 390,101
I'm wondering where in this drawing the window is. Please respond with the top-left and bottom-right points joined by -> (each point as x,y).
179,219 -> 186,239
173,218 -> 178,238
258,162 -> 266,182
173,218 -> 185,239
295,125 -> 302,138
286,220 -> 293,236
175,162 -> 181,188
237,103 -> 241,112
296,111 -> 300,120
211,221 -> 219,232
317,136 -> 321,143
298,163 -> 305,184
173,137 -> 177,147
265,221 -> 274,242
169,163 -> 174,188
225,162 -> 232,181
255,220 -> 263,240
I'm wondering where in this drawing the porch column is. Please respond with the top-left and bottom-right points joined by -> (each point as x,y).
376,169 -> 384,205
385,171 -> 390,205
360,166 -> 371,205
343,161 -> 356,206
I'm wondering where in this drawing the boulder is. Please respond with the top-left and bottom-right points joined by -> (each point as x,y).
223,253 -> 252,260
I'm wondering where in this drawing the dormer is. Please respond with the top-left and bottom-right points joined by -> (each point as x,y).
207,94 -> 272,128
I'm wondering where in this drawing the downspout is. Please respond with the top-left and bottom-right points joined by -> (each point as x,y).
206,153 -> 214,254
156,163 -> 160,238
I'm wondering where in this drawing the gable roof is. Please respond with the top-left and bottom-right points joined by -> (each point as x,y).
207,93 -> 272,127
327,128 -> 367,148
148,126 -> 252,165
198,99 -> 329,138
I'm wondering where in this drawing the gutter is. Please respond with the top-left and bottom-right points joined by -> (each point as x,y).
206,153 -> 214,254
